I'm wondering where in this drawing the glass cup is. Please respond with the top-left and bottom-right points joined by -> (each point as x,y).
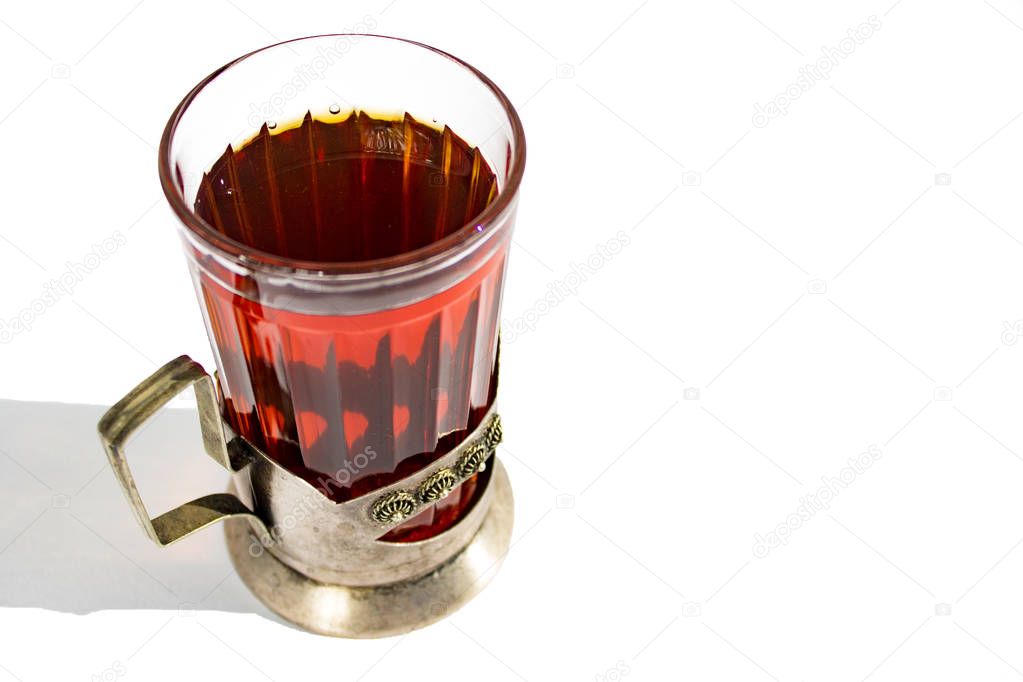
158,35 -> 525,542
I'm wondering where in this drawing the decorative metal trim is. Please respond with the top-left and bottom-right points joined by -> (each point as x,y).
456,413 -> 502,476
418,467 -> 458,503
456,441 -> 490,477
485,414 -> 503,449
370,491 -> 418,524
367,412 -> 505,526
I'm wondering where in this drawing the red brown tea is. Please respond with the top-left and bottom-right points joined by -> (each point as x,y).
196,111 -> 497,261
192,111 -> 503,541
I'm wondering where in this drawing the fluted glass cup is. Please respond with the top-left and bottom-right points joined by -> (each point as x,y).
158,35 -> 525,542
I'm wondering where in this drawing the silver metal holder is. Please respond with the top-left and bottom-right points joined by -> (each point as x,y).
98,356 -> 513,637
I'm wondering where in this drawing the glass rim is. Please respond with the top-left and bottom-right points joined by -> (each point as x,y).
158,33 -> 526,278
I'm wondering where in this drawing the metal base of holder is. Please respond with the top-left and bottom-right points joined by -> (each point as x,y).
225,460 -> 514,638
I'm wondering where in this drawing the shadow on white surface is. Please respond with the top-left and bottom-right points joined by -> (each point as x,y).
0,399 -> 279,620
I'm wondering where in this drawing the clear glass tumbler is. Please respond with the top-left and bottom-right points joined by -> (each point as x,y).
158,35 -> 525,541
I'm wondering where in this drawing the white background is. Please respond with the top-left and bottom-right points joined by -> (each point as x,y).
2,0 -> 1023,680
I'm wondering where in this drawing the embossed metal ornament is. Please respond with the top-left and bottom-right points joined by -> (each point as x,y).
457,441 -> 490,477
418,467 -> 458,503
485,414 -> 504,449
371,491 -> 418,524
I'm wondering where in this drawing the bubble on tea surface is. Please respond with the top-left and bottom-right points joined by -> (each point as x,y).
329,104 -> 341,115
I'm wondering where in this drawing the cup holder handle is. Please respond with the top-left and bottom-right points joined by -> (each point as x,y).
97,355 -> 267,547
